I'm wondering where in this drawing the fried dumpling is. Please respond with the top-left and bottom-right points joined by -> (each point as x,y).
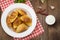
6,16 -> 12,27
13,17 -> 22,29
16,9 -> 26,15
16,23 -> 28,33
20,15 -> 32,26
8,10 -> 18,23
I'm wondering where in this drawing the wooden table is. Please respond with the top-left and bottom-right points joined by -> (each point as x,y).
0,0 -> 60,40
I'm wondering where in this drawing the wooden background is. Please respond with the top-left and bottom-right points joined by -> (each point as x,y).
0,0 -> 60,40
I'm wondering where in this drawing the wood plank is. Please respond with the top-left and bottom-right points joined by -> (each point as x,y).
48,0 -> 60,40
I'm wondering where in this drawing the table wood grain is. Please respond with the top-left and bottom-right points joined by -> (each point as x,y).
0,0 -> 60,40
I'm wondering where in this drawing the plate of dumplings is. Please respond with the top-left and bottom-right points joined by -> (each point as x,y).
1,3 -> 37,38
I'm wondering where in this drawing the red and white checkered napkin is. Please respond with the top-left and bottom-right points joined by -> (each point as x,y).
0,0 -> 44,40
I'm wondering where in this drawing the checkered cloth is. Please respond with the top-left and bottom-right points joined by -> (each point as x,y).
0,0 -> 44,40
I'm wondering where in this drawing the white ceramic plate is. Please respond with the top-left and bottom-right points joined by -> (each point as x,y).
1,3 -> 37,38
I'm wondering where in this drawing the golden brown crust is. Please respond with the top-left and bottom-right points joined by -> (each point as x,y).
13,17 -> 22,29
6,8 -> 32,33
16,23 -> 28,33
16,9 -> 26,16
20,15 -> 32,26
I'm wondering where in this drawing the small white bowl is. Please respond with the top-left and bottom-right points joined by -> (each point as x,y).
45,15 -> 56,25
1,3 -> 37,38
